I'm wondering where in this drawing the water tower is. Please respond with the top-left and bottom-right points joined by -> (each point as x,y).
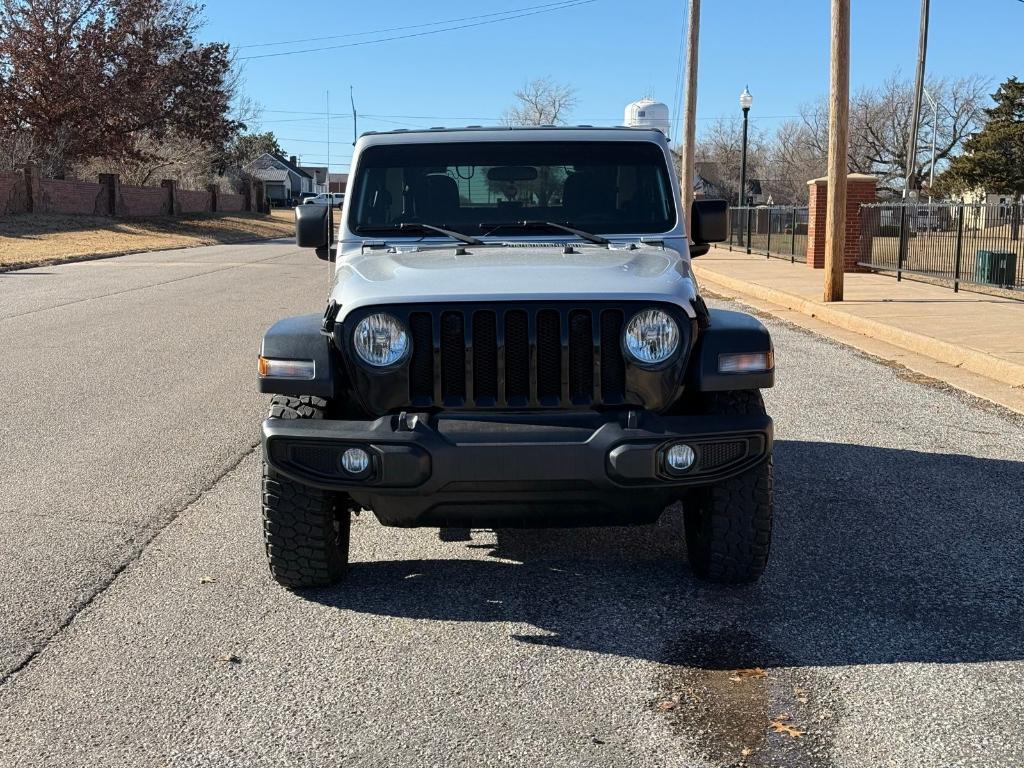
623,97 -> 671,136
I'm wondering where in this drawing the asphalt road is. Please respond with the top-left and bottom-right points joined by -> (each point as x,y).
1,240 -> 1022,767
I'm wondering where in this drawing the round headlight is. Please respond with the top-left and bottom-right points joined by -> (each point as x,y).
353,313 -> 409,367
623,309 -> 679,365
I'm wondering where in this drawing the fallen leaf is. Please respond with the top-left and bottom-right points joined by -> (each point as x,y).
769,719 -> 805,738
741,747 -> 754,757
216,653 -> 241,664
656,699 -> 677,712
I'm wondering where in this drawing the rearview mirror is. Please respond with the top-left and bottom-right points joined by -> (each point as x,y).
487,165 -> 538,182
689,198 -> 728,257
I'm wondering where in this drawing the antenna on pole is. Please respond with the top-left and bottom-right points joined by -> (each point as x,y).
350,85 -> 358,146
326,89 -> 330,193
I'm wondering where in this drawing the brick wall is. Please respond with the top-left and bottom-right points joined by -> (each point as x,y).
177,188 -> 212,214
0,171 -> 28,214
38,178 -> 105,215
806,173 -> 877,271
1,164 -> 262,218
219,192 -> 245,212
120,185 -> 169,216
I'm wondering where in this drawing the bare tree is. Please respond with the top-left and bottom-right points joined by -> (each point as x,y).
779,72 -> 990,196
694,118 -> 768,204
503,77 -> 577,126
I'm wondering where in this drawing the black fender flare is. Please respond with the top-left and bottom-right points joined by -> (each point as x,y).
688,308 -> 774,391
258,314 -> 339,398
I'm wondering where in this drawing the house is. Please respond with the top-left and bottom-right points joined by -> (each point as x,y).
245,154 -> 313,205
298,166 -> 328,194
961,188 -> 1018,229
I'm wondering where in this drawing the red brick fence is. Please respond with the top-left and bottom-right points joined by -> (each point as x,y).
0,164 -> 265,217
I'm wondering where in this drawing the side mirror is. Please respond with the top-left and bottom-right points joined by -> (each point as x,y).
295,203 -> 329,248
689,198 -> 728,257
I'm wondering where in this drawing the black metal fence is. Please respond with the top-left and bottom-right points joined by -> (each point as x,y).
726,206 -> 808,263
858,202 -> 1023,293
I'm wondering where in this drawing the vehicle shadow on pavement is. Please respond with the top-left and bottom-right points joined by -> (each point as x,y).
306,439 -> 1024,669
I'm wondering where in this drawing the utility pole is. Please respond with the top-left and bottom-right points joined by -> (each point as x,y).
905,0 -> 929,197
823,0 -> 850,302
679,0 -> 700,237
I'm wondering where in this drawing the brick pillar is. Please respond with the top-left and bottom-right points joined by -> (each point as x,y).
98,173 -> 121,216
805,173 -> 877,271
206,184 -> 219,213
23,163 -> 41,212
161,179 -> 178,215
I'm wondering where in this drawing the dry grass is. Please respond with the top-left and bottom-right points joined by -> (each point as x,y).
0,210 -> 296,270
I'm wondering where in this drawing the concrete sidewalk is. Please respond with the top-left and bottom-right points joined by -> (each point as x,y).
692,247 -> 1024,410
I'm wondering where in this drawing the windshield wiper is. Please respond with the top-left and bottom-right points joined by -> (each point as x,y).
481,220 -> 609,245
392,222 -> 483,246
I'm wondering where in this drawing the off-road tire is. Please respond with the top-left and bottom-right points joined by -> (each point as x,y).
683,390 -> 773,584
262,395 -> 351,588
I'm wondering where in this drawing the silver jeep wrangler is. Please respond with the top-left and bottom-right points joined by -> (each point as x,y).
259,126 -> 774,587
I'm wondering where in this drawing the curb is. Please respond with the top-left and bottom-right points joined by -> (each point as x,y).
692,264 -> 1024,389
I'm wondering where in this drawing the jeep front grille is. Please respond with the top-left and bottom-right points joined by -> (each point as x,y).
406,305 -> 627,408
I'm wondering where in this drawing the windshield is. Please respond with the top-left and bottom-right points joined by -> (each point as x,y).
348,140 -> 676,237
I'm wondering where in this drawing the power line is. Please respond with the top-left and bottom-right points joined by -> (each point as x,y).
238,0 -> 597,61
237,0 -> 588,49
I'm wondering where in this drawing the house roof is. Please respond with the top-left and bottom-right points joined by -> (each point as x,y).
276,154 -> 312,179
244,152 -> 312,179
249,168 -> 290,182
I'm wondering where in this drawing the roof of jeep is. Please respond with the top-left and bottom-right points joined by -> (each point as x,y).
355,125 -> 669,148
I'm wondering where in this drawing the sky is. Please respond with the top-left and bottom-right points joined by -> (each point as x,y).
200,0 -> 1024,173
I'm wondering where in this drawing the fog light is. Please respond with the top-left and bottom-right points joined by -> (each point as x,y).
341,447 -> 370,475
666,444 -> 695,472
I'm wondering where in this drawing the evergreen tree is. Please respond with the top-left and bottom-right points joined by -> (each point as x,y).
940,77 -> 1024,197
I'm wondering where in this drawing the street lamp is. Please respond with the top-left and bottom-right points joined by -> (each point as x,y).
738,86 -> 753,249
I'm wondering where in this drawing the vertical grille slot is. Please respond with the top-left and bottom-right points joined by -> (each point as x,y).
504,310 -> 530,406
408,312 -> 434,404
536,309 -> 562,404
600,309 -> 626,402
440,311 -> 466,405
568,310 -> 593,403
471,310 -> 498,406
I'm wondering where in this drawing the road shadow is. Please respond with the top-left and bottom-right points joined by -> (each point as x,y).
304,440 -> 1024,669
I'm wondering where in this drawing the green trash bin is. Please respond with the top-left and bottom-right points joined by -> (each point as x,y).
974,250 -> 1018,287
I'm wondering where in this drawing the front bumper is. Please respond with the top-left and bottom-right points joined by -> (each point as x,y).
262,410 -> 772,527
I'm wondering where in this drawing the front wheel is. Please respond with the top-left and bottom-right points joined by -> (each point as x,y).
262,395 -> 352,588
682,390 -> 773,584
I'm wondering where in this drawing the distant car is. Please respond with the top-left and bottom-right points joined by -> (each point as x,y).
297,192 -> 317,205
303,192 -> 345,209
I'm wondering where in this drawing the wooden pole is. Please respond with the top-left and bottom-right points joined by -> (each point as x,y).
904,0 -> 929,196
680,0 -> 700,237
823,0 -> 850,302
